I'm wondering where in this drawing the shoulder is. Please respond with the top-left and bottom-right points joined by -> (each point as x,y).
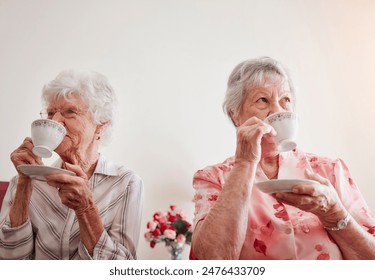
117,166 -> 143,187
98,156 -> 142,181
97,157 -> 143,191
193,157 -> 235,188
304,151 -> 337,165
296,149 -> 351,183
303,151 -> 347,169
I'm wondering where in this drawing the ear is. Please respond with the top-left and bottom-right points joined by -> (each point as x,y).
229,110 -> 239,127
95,121 -> 109,135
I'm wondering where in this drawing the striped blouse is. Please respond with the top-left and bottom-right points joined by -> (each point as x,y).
0,155 -> 144,260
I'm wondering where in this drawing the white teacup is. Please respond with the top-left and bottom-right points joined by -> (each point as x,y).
31,119 -> 66,158
264,112 -> 298,152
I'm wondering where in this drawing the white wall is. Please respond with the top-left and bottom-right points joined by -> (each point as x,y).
1,0 -> 374,260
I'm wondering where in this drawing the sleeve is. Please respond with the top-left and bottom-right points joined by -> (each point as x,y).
192,166 -> 224,230
79,173 -> 144,260
0,176 -> 35,260
332,159 -> 375,235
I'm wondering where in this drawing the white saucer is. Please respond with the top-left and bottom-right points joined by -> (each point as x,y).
255,179 -> 317,194
17,164 -> 75,181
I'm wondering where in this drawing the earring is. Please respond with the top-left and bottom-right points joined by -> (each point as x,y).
97,135 -> 101,140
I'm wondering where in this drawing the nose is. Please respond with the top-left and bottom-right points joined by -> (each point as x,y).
268,101 -> 286,116
51,111 -> 65,124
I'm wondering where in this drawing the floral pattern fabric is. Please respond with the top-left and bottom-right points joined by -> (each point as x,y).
192,149 -> 375,260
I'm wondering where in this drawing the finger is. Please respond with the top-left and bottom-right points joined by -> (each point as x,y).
22,137 -> 34,148
13,138 -> 43,165
45,173 -> 79,185
261,122 -> 277,137
14,150 -> 43,166
64,162 -> 87,179
291,183 -> 321,196
274,192 -> 312,207
45,180 -> 63,189
23,149 -> 43,165
241,116 -> 263,126
251,124 -> 275,140
305,169 -> 331,186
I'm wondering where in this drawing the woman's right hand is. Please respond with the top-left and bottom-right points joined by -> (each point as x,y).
10,137 -> 43,178
235,117 -> 276,164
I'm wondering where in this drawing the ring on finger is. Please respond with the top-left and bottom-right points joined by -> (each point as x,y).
57,183 -> 64,192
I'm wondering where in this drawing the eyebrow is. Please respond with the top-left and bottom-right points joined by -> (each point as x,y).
47,105 -> 80,110
250,90 -> 272,99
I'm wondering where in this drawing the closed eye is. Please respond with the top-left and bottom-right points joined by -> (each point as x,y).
65,108 -> 78,114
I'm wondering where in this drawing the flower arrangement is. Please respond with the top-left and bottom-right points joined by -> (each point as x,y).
144,205 -> 193,258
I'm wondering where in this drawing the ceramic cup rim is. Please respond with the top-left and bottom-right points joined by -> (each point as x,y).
264,111 -> 298,124
32,118 -> 66,127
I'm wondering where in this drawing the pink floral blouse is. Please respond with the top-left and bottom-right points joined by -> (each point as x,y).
192,149 -> 375,260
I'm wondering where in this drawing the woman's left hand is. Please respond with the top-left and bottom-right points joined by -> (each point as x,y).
273,170 -> 347,227
45,162 -> 94,216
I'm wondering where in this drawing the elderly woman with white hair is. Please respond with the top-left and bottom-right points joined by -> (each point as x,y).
0,70 -> 143,260
191,57 -> 375,260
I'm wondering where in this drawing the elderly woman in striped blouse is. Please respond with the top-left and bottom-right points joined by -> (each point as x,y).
0,70 -> 144,260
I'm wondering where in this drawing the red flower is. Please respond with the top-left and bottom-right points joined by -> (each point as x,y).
167,225 -> 175,231
152,228 -> 161,238
168,212 -> 177,223
159,222 -> 168,233
254,239 -> 267,256
144,205 -> 193,249
153,211 -> 167,223
153,212 -> 162,222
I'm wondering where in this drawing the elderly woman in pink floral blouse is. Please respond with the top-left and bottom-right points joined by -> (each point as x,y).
191,57 -> 375,260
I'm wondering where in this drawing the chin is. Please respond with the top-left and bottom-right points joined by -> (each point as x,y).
54,143 -> 70,157
261,143 -> 279,158
262,150 -> 280,158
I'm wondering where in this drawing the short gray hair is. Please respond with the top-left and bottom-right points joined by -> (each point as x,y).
223,57 -> 296,125
41,70 -> 117,145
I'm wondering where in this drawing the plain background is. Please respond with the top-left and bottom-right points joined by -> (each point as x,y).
0,0 -> 374,260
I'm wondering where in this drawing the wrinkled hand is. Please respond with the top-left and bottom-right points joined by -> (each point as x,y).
235,117 -> 276,164
273,170 -> 347,227
45,162 -> 94,216
11,137 -> 43,179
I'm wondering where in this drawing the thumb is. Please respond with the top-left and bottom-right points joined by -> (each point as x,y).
305,169 -> 331,186
264,123 -> 277,137
64,162 -> 87,179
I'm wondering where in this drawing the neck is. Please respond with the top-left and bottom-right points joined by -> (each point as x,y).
60,148 -> 100,178
260,155 -> 279,179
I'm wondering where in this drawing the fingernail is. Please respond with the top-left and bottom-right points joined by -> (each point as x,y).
275,193 -> 282,198
292,187 -> 300,193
